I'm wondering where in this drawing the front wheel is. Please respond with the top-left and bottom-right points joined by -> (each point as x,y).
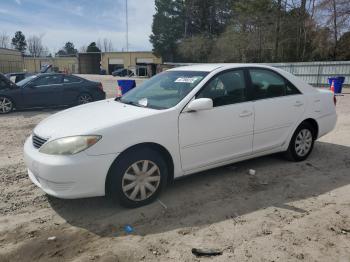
107,148 -> 168,208
0,96 -> 14,114
285,122 -> 316,161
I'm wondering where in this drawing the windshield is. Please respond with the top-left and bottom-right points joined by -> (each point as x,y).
120,71 -> 208,109
17,75 -> 37,87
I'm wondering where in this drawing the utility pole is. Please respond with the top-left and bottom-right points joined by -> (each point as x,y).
125,0 -> 129,52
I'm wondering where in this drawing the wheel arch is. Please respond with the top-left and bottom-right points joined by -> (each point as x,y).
0,94 -> 16,111
300,118 -> 319,138
105,142 -> 174,195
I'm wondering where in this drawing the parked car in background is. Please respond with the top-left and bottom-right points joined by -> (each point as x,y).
0,73 -> 105,114
4,64 -> 59,85
24,64 -> 337,208
112,68 -> 134,77
5,72 -> 33,83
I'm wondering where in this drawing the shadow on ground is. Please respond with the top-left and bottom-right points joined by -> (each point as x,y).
48,141 -> 350,237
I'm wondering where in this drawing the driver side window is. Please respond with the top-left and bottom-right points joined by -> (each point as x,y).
197,70 -> 247,107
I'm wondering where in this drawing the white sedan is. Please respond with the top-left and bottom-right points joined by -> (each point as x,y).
24,64 -> 337,207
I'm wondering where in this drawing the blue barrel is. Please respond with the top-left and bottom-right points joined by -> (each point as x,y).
328,77 -> 345,94
117,80 -> 136,95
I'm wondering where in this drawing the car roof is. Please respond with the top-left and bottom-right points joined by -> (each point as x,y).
168,63 -> 278,72
5,72 -> 26,75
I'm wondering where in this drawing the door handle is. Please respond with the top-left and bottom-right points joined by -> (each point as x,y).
294,101 -> 304,107
239,110 -> 253,117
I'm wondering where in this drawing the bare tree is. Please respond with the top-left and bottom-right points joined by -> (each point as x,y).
0,32 -> 10,48
96,38 -> 114,52
317,0 -> 350,59
79,45 -> 87,52
103,38 -> 113,52
27,35 -> 45,57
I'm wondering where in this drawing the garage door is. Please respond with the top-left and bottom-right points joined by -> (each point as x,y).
109,58 -> 124,65
136,58 -> 153,64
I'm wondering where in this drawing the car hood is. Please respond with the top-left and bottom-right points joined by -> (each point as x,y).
34,99 -> 160,139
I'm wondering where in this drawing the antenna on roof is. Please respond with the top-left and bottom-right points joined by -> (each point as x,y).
125,0 -> 129,52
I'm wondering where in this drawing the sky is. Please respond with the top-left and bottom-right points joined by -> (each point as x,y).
0,0 -> 155,54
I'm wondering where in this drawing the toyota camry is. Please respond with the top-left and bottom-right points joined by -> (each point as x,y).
24,64 -> 337,207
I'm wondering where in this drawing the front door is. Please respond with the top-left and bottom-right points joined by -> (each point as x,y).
179,69 -> 254,172
22,74 -> 63,107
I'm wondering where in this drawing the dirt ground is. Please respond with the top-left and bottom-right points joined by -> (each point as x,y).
1,76 -> 350,261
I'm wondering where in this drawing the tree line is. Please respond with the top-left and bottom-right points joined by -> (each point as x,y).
0,31 -> 115,57
150,0 -> 350,63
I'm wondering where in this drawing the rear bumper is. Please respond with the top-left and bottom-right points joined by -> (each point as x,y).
317,112 -> 337,138
94,91 -> 106,101
24,136 -> 117,199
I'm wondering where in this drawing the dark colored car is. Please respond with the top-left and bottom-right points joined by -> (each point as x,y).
5,72 -> 33,83
0,73 -> 106,114
112,68 -> 134,77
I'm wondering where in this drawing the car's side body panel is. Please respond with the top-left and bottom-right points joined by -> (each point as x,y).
179,101 -> 254,171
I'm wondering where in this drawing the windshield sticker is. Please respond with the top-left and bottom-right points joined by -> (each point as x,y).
138,98 -> 148,107
175,77 -> 199,84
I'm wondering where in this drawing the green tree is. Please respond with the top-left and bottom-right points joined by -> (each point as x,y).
337,31 -> 350,60
11,31 -> 27,54
56,42 -> 78,56
86,42 -> 101,53
150,0 -> 185,61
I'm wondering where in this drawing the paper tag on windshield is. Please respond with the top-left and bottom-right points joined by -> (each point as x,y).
138,98 -> 148,107
175,77 -> 198,84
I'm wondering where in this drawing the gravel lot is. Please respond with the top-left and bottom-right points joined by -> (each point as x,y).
0,76 -> 350,261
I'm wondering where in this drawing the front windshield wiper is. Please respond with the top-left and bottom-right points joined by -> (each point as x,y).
117,99 -> 146,108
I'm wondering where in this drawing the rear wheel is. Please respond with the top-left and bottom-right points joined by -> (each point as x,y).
77,93 -> 92,105
0,96 -> 14,114
285,122 -> 316,161
107,148 -> 168,208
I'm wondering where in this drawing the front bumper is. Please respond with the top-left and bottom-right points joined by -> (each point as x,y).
23,136 -> 117,199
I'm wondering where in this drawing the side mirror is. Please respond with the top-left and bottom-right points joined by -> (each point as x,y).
187,98 -> 213,112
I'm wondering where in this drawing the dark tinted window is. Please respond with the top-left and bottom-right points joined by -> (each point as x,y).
64,75 -> 82,83
249,69 -> 300,99
197,70 -> 247,107
0,79 -> 8,89
33,75 -> 62,86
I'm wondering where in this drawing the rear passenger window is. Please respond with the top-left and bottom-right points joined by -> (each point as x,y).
249,69 -> 300,100
197,70 -> 247,107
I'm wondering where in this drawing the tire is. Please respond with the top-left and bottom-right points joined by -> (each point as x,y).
0,96 -> 14,114
77,93 -> 93,105
107,147 -> 168,208
285,122 -> 316,162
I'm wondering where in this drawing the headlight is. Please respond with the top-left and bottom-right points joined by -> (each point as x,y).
39,135 -> 101,155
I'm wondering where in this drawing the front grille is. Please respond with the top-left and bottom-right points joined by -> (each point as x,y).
32,134 -> 48,149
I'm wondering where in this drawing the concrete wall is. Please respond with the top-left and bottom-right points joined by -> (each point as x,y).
24,57 -> 79,73
0,48 -> 24,73
101,51 -> 162,74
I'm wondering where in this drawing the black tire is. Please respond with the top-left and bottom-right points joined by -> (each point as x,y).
285,122 -> 316,162
77,93 -> 93,105
107,147 -> 168,208
0,96 -> 14,114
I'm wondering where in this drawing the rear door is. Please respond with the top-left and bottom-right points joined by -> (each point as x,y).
61,75 -> 84,105
248,68 -> 305,153
21,75 -> 63,107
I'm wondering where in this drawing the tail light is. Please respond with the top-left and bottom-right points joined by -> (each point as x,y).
98,83 -> 104,92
